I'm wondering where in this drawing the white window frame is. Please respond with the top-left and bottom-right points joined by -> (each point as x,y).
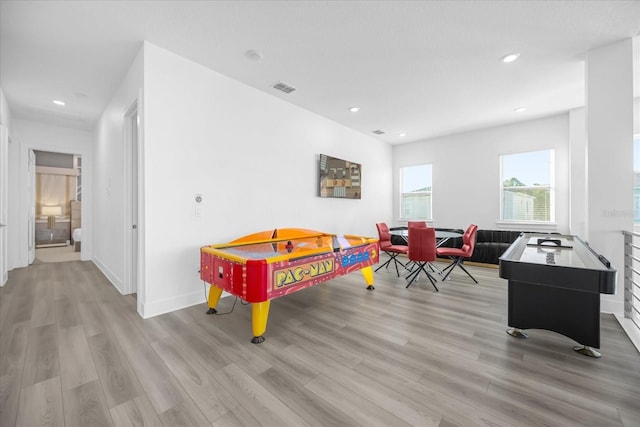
399,164 -> 432,221
499,149 -> 555,224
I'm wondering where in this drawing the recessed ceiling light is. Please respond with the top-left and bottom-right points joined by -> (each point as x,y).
514,107 -> 526,113
349,107 -> 360,113
52,100 -> 65,106
399,132 -> 407,137
502,53 -> 520,63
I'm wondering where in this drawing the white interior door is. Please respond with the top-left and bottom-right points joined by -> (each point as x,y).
0,125 -> 8,285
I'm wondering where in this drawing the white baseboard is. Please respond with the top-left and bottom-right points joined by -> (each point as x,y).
92,256 -> 124,294
614,315 -> 640,354
140,289 -> 206,319
600,299 -> 624,317
90,259 -> 231,319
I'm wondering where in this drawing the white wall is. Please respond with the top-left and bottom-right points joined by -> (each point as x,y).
586,39 -> 634,316
0,89 -> 11,286
89,42 -> 393,318
9,119 -> 93,268
2,89 -> 19,272
92,46 -> 143,292
392,114 -> 570,232
139,42 -> 392,317
635,98 -> 640,133
0,88 -> 10,126
569,107 -> 587,237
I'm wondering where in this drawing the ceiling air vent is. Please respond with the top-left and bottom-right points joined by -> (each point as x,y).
272,81 -> 296,94
372,130 -> 385,135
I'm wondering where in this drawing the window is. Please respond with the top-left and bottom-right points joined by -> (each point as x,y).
400,164 -> 432,220
501,150 -> 554,222
634,136 -> 640,223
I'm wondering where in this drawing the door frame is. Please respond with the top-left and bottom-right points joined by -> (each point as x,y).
27,149 -> 35,264
18,141 -> 90,268
0,125 -> 8,286
123,95 -> 144,315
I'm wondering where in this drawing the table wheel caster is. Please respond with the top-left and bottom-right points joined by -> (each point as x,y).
574,345 -> 601,358
506,328 -> 528,338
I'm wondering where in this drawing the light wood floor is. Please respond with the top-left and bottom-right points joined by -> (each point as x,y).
1,257 -> 639,426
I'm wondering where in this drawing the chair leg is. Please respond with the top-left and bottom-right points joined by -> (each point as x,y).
404,261 -> 416,274
428,262 -> 443,275
457,262 -> 478,284
441,257 -> 460,281
390,255 -> 400,277
406,263 -> 439,291
405,265 -> 423,288
375,256 -> 393,272
392,256 -> 407,277
376,252 -> 406,277
441,257 -> 477,283
405,266 -> 420,282
424,269 -> 439,292
376,252 -> 397,271
440,257 -> 457,274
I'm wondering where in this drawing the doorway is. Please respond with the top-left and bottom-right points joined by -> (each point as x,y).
33,150 -> 82,263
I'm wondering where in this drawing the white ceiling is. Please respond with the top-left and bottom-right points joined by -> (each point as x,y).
1,1 -> 639,144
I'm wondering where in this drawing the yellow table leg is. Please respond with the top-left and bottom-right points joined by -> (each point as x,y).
206,285 -> 223,315
251,300 -> 271,344
361,265 -> 375,290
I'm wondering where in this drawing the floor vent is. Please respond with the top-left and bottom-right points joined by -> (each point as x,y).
272,81 -> 296,94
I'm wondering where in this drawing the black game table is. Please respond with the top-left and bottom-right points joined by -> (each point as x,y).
499,233 -> 616,358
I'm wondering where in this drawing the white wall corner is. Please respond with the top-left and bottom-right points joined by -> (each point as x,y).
92,257 -> 124,295
615,314 -> 640,353
600,296 -> 624,317
139,289 -> 206,319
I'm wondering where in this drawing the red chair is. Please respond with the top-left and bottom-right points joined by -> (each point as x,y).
436,224 -> 478,283
405,226 -> 439,291
375,223 -> 408,277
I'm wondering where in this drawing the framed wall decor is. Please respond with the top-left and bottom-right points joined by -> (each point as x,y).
318,153 -> 361,199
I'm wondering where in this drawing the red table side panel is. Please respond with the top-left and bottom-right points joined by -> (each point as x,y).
245,260 -> 268,302
266,242 -> 379,300
200,251 -> 212,283
202,251 -> 237,296
231,263 -> 245,298
200,241 -> 379,303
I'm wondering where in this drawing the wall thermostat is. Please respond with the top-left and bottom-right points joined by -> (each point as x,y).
195,194 -> 203,204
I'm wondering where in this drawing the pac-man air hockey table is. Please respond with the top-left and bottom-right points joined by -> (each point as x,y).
200,228 -> 379,343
